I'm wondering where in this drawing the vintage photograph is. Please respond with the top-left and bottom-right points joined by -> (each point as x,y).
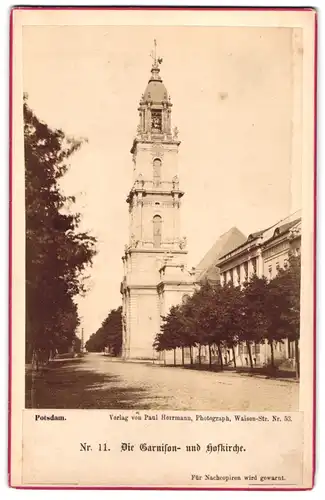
24,23 -> 304,413
10,7 -> 316,489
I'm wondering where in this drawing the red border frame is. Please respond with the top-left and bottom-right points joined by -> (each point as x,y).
8,6 -> 318,491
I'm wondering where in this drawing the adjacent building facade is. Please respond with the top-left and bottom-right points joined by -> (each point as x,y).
120,52 -> 194,359
218,215 -> 301,287
216,214 -> 302,368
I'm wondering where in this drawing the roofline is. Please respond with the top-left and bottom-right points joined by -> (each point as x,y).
194,226 -> 246,270
217,220 -> 301,266
219,215 -> 302,260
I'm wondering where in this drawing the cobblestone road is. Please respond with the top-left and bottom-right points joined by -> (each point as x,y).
27,353 -> 298,411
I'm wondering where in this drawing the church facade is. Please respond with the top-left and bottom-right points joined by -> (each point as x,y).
120,50 -> 194,359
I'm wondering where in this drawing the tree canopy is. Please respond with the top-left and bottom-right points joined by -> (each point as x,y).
154,255 -> 301,375
86,307 -> 122,355
25,96 -> 97,360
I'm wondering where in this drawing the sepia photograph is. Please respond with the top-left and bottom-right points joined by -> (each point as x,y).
24,24 -> 303,412
10,7 -> 316,489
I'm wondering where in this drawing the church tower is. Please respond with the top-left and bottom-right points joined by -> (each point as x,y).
121,41 -> 194,359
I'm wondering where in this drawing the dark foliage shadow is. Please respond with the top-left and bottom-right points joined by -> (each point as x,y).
25,359 -> 154,409
161,362 -> 297,380
233,366 -> 297,380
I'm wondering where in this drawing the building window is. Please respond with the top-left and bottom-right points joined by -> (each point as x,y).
276,262 -> 280,272
244,262 -> 248,280
153,158 -> 162,187
283,259 -> 289,269
229,269 -> 233,284
268,265 -> 272,278
254,342 -> 260,355
238,343 -> 249,356
252,258 -> 257,274
153,215 -> 162,247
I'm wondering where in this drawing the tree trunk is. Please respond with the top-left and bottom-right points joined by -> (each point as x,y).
217,344 -> 223,370
32,349 -> 39,372
198,344 -> 201,365
190,346 -> 193,365
231,346 -> 237,368
173,348 -> 176,366
295,339 -> 300,378
270,340 -> 275,368
208,344 -> 212,368
181,346 -> 185,366
246,341 -> 254,370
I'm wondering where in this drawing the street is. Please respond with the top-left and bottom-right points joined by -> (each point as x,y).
26,352 -> 298,411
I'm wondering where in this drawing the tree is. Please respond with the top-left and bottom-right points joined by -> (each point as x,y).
264,276 -> 290,369
25,96 -> 97,363
240,275 -> 269,370
192,282 -> 219,367
217,282 -> 244,369
153,282 -> 243,371
270,254 -> 301,376
86,307 -> 123,355
177,298 -> 201,365
205,283 -> 226,368
52,297 -> 80,354
155,306 -> 185,365
180,282 -> 231,369
195,282 -> 239,370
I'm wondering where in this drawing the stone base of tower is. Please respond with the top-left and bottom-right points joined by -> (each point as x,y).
122,347 -> 158,361
122,287 -> 161,361
121,259 -> 196,361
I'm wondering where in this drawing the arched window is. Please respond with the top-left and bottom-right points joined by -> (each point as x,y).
153,158 -> 162,187
151,110 -> 162,132
153,215 -> 162,247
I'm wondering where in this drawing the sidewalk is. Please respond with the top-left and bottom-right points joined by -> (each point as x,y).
101,355 -> 299,383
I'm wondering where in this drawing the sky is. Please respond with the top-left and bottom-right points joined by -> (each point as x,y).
22,25 -> 302,340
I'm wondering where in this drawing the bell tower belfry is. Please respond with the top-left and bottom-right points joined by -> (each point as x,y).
120,41 -> 194,359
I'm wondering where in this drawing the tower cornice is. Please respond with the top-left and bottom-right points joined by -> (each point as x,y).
125,248 -> 188,255
126,186 -> 184,204
130,137 -> 181,154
